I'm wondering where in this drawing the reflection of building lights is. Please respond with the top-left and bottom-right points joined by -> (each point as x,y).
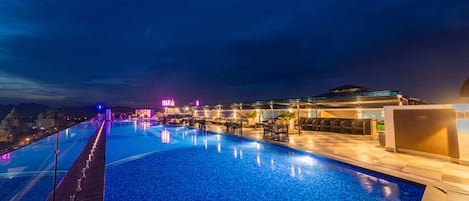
233,147 -> 238,158
290,165 -> 295,177
297,167 -> 302,177
356,172 -> 376,193
256,143 -> 260,150
383,186 -> 392,198
256,154 -> 261,167
217,143 -> 221,153
142,121 -> 150,131
296,156 -> 318,166
161,130 -> 170,144
240,149 -> 243,159
193,135 -> 197,146
204,139 -> 208,150
0,153 -> 11,165
1,153 -> 10,160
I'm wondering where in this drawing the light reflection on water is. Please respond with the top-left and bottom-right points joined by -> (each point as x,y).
105,121 -> 423,201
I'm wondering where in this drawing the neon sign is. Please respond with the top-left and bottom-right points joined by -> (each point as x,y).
162,99 -> 174,107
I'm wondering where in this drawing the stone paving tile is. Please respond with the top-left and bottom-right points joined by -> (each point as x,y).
402,166 -> 443,180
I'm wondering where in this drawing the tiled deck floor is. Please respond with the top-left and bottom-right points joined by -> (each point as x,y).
205,125 -> 469,201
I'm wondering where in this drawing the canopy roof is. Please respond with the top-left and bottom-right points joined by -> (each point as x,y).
196,89 -> 428,110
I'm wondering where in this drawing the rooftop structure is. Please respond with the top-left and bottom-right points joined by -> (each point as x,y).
190,86 -> 428,128
195,86 -> 427,111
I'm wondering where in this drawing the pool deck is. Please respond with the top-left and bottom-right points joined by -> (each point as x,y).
203,125 -> 469,201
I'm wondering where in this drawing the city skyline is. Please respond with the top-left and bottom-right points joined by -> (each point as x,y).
1,1 -> 469,107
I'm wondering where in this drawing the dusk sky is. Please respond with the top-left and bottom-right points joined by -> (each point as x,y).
1,0 -> 469,107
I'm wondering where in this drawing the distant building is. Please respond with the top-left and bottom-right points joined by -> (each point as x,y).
135,109 -> 154,118
0,108 -> 28,141
36,109 -> 64,130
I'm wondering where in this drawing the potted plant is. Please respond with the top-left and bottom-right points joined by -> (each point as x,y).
277,111 -> 296,130
245,111 -> 258,126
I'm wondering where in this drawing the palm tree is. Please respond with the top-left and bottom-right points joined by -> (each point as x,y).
277,111 -> 296,125
245,111 -> 258,125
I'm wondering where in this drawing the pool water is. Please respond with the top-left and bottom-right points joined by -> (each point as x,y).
105,121 -> 425,201
0,122 -> 100,201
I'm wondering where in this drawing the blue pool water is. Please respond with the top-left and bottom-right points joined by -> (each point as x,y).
0,122 -> 100,201
105,121 -> 425,201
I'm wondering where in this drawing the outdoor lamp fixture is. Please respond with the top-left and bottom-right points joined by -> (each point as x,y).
356,107 -> 363,119
255,109 -> 261,122
96,103 -> 105,113
296,100 -> 301,135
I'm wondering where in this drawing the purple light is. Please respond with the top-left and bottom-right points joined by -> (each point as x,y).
0,153 -> 10,160
195,100 -> 200,106
162,99 -> 172,107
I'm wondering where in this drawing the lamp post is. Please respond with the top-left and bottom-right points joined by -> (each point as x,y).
296,101 -> 301,135
269,102 -> 274,120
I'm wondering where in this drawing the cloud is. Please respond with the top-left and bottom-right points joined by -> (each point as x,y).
0,0 -> 468,105
0,71 -> 67,101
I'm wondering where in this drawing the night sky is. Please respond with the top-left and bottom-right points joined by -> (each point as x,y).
1,1 -> 469,107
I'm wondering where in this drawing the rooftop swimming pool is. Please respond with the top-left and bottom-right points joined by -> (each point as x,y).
0,120 -> 425,200
105,121 -> 425,201
0,122 -> 100,201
